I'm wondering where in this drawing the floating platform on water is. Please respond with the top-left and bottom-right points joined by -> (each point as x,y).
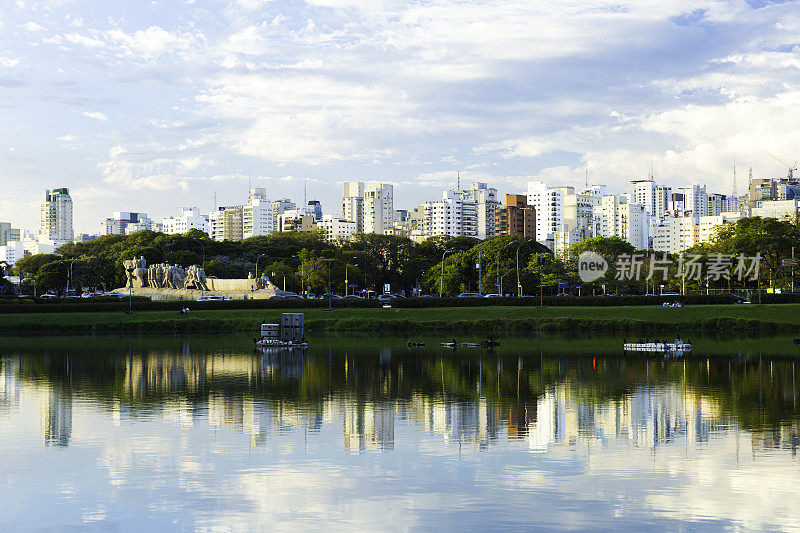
624,342 -> 692,353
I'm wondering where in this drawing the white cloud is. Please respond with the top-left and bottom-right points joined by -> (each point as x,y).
109,145 -> 127,158
57,134 -> 77,141
21,21 -> 45,31
83,111 -> 108,121
0,56 -> 20,68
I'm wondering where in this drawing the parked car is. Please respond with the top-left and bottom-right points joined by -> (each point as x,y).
456,292 -> 483,298
717,292 -> 750,304
102,292 -> 127,298
40,293 -> 58,299
343,294 -> 363,299
483,293 -> 501,298
321,293 -> 343,299
196,295 -> 231,301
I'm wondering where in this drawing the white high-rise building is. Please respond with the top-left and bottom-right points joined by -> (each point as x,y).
364,182 -> 394,234
39,188 -> 73,245
414,191 -> 478,239
342,182 -> 365,233
655,186 -> 672,220
270,199 -> 296,230
678,185 -> 708,220
243,188 -> 274,238
456,182 -> 500,239
652,215 -> 699,254
99,212 -> 153,236
593,195 -> 648,250
526,180 -> 564,243
699,213 -> 743,243
631,179 -> 657,219
318,215 -> 357,241
162,208 -> 209,235
554,186 -> 605,256
751,199 -> 800,221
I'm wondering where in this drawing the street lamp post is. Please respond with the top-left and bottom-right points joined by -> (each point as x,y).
326,259 -> 334,309
500,268 -> 514,297
255,254 -> 267,279
272,271 -> 286,292
67,258 -> 77,295
515,239 -> 535,297
496,240 -> 515,296
192,237 -> 206,269
440,248 -> 453,297
477,251 -> 482,295
126,267 -> 134,314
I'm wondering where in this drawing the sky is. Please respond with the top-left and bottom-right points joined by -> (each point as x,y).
1,0 -> 800,234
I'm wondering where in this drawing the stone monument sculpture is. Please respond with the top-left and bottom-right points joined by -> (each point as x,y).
184,265 -> 209,291
123,256 -> 149,288
116,258 -> 276,299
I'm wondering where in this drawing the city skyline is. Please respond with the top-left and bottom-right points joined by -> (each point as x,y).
2,1 -> 800,232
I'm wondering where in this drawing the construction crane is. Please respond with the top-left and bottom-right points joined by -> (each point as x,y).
764,150 -> 798,179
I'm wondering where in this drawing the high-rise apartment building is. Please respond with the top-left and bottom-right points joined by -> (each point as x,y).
307,200 -> 323,222
593,195 -> 648,250
652,215 -> 699,254
39,188 -> 74,244
243,188 -> 274,239
678,185 -> 708,220
0,222 -> 10,246
455,182 -> 500,239
412,191 -> 478,239
162,208 -> 209,235
99,212 -> 153,236
553,186 -> 605,256
364,182 -> 394,234
210,206 -> 244,242
495,194 -> 535,237
342,182 -> 365,233
526,180 -> 564,243
270,199 -> 296,230
276,209 -> 317,232
318,215 -> 357,241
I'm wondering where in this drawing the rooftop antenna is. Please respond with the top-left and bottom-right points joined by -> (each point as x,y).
304,177 -> 307,206
457,170 -> 460,191
585,162 -> 589,188
650,155 -> 654,181
214,191 -> 217,210
732,154 -> 737,197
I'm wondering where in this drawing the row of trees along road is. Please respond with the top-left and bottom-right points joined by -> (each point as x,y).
8,216 -> 799,296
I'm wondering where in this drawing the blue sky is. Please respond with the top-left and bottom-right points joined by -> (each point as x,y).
1,0 -> 799,233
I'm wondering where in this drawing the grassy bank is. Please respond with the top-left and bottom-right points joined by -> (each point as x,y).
2,304 -> 800,334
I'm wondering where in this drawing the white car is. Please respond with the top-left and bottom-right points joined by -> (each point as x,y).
196,295 -> 231,301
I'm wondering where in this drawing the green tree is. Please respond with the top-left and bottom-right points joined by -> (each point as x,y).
12,253 -> 62,278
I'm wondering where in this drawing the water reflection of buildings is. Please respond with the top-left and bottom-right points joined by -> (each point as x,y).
1,357 -> 72,446
342,401 -> 395,451
407,395 -> 498,450
525,384 -> 727,451
5,349 -> 800,455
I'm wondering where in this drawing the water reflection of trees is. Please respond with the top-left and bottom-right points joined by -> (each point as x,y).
2,345 -> 800,451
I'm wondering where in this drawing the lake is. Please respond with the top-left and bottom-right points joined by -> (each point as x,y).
1,333 -> 800,531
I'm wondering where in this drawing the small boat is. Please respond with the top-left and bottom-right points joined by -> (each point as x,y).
407,341 -> 426,347
461,342 -> 482,347
624,338 -> 692,353
481,338 -> 500,349
792,338 -> 800,345
440,341 -> 458,349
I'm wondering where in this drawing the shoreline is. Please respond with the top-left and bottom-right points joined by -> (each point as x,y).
1,305 -> 799,334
